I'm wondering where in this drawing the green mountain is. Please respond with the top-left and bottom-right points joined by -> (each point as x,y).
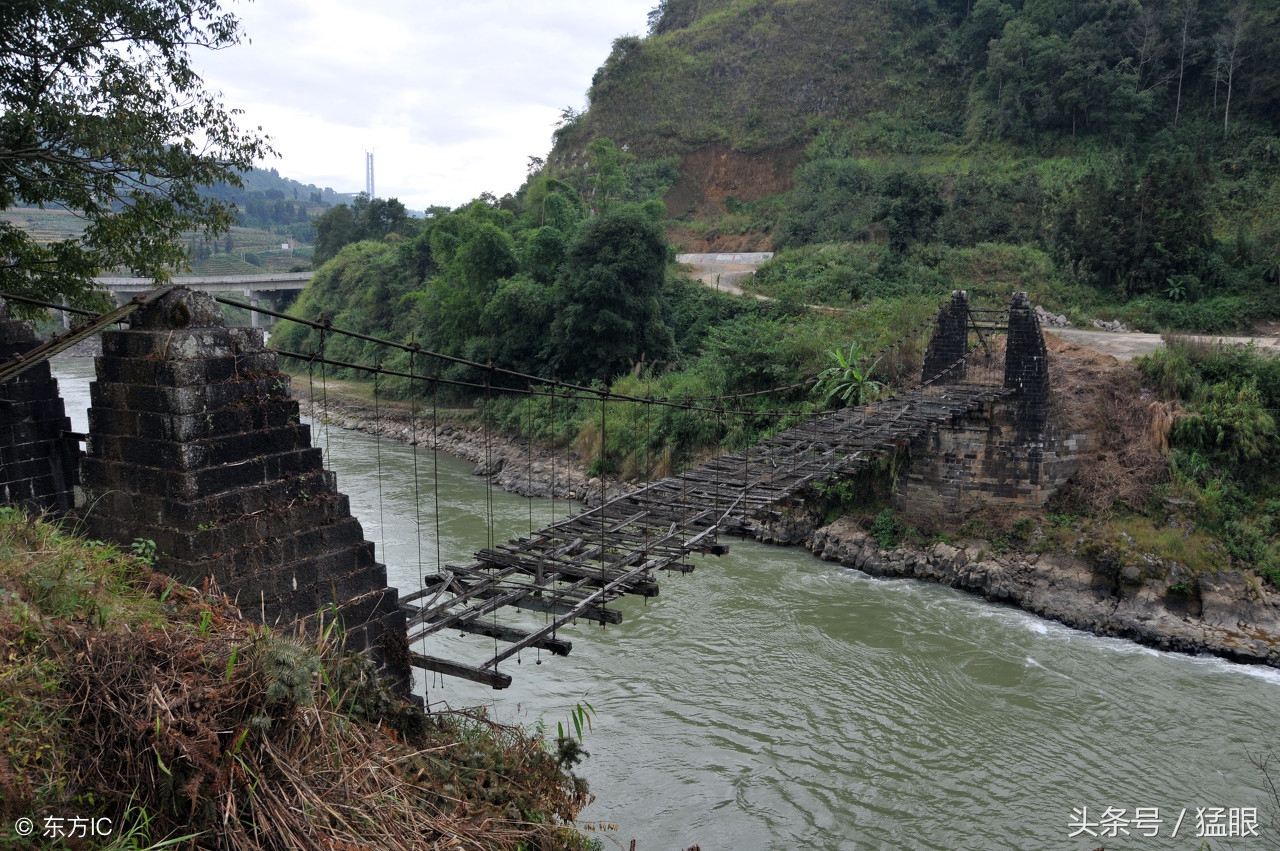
199,167 -> 362,243
543,0 -> 1280,328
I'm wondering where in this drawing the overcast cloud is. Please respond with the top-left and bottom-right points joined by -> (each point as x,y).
197,0 -> 654,211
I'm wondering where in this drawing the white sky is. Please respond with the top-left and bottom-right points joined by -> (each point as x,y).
197,0 -> 654,212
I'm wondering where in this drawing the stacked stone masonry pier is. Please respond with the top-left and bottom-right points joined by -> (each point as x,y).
921,289 -> 970,385
77,288 -> 409,687
893,291 -> 1095,522
0,301 -> 80,515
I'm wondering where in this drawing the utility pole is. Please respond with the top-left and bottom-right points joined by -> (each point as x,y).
365,150 -> 375,198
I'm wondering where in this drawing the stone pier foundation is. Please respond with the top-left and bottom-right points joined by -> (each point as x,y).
77,288 -> 409,688
894,291 -> 1092,523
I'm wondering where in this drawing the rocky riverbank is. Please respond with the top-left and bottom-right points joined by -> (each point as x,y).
802,516 -> 1280,668
295,396 -> 635,505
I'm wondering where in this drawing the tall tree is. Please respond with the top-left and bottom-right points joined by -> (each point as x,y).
1214,2 -> 1249,138
1173,0 -> 1198,127
1124,6 -> 1171,94
312,194 -> 414,264
547,206 -> 673,383
0,0 -> 270,314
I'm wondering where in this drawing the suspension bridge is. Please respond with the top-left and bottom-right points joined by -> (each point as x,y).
0,286 -> 1045,690
401,374 -> 1013,686
394,291 -> 1028,687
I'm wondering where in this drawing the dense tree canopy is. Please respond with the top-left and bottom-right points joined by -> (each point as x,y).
546,207 -> 673,382
279,180 -> 680,388
0,0 -> 270,314
313,195 -> 416,265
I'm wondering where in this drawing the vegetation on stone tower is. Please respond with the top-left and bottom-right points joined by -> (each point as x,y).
0,0 -> 271,317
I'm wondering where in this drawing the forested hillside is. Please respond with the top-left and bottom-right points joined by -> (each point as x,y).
541,0 -> 1279,332
199,167 -> 361,244
567,0 -> 1278,156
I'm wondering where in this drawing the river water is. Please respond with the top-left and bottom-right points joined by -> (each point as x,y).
52,356 -> 1280,849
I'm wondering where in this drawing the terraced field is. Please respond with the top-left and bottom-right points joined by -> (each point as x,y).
0,208 -> 314,275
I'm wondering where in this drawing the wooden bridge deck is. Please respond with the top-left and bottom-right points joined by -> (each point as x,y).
403,380 -> 1010,688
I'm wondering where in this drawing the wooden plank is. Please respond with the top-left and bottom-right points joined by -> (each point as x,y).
404,364 -> 1012,687
410,652 -> 513,689
508,592 -> 624,624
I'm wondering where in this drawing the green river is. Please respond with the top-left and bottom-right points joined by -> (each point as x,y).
53,356 -> 1280,849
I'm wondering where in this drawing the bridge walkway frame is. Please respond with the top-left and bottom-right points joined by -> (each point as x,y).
404,357 -> 1010,689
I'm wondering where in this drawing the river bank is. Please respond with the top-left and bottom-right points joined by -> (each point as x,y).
782,516 -> 1280,668
298,380 -> 1280,671
0,510 -> 593,851
294,389 -> 637,505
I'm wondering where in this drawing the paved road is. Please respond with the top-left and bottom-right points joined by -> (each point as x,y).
1046,327 -> 1280,361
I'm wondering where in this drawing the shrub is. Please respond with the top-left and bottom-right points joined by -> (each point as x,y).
872,508 -> 903,548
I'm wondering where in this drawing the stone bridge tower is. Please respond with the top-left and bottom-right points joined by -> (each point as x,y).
77,288 -> 409,687
0,302 -> 80,515
894,290 -> 1093,522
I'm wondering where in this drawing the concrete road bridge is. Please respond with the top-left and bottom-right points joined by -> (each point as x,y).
93,272 -> 314,326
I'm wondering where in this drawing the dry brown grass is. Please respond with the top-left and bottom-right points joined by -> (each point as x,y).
1045,336 -> 1170,514
0,511 -> 591,851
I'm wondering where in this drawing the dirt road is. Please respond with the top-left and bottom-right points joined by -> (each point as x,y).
675,253 -> 1280,360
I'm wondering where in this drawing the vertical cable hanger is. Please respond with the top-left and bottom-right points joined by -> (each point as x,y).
408,344 -> 424,640
373,365 -> 387,564
431,371 -> 442,576
483,371 -> 498,666
483,365 -> 495,553
306,348 -> 317,458
549,381 -> 557,525
318,313 -> 331,469
630,395 -> 637,481
566,383 -> 574,518
596,389 -> 606,624
598,389 -> 607,624
644,391 -> 652,481
679,394 -> 690,555
714,399 -> 723,515
402,353 -> 426,674
526,383 -> 534,537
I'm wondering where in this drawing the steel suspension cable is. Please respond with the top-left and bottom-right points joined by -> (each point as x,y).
269,347 -> 831,420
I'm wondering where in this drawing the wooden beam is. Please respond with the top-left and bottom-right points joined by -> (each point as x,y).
509,594 -> 623,624
410,652 -> 512,689
452,621 -> 573,656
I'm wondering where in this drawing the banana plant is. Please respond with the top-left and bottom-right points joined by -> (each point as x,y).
814,343 -> 884,407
